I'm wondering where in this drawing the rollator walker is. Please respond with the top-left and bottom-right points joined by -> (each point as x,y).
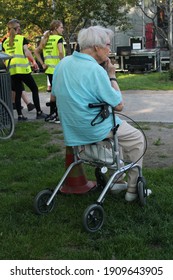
34,102 -> 148,233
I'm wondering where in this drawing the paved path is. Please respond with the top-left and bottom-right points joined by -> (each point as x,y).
122,90 -> 173,123
13,90 -> 173,123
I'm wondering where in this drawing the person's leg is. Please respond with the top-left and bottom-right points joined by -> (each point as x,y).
21,74 -> 46,118
19,82 -> 35,111
21,91 -> 35,111
12,90 -> 34,111
45,96 -> 59,122
11,80 -> 16,106
21,91 -> 28,104
21,74 -> 41,111
11,90 -> 16,109
98,120 -> 144,199
47,74 -> 56,114
11,75 -> 26,120
11,80 -> 23,110
47,75 -> 51,92
45,74 -> 59,123
117,120 -> 144,198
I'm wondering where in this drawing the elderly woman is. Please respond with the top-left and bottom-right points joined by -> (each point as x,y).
52,26 -> 145,202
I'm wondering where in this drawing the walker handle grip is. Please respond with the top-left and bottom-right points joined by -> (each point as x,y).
88,102 -> 107,108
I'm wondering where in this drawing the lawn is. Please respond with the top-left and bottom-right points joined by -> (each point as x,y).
30,71 -> 173,92
0,121 -> 173,260
117,72 -> 173,90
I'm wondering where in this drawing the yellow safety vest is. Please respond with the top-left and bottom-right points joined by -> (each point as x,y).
3,35 -> 31,75
43,34 -> 65,74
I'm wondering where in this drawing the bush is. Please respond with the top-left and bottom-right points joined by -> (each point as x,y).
168,69 -> 173,80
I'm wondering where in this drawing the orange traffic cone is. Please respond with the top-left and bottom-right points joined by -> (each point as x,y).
60,146 -> 96,194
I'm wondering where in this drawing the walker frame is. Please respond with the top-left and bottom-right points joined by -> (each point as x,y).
34,103 -> 148,233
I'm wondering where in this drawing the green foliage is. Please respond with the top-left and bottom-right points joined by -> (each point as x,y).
0,0 -> 136,42
168,69 -> 173,81
153,137 -> 162,146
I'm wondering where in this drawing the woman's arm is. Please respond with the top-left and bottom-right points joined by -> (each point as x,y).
57,42 -> 64,60
24,44 -> 39,71
34,45 -> 47,70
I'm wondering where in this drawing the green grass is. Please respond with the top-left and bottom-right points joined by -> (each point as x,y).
28,71 -> 173,93
27,73 -> 47,92
117,72 -> 173,90
0,122 -> 173,260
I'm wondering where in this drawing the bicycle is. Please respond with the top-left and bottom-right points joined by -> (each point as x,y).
0,98 -> 15,140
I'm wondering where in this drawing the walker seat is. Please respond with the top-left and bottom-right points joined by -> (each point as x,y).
77,139 -> 116,165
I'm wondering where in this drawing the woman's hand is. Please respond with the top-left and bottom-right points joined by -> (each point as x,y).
32,60 -> 39,71
42,63 -> 48,70
104,58 -> 116,77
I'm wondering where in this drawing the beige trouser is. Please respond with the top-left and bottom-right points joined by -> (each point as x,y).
107,120 -> 144,193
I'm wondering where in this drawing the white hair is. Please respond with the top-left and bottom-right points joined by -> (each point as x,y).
78,25 -> 114,50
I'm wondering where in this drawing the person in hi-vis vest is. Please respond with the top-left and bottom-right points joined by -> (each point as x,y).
34,20 -> 65,123
2,19 -> 47,121
1,32 -> 35,112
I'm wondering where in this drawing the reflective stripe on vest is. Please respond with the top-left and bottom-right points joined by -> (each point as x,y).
3,35 -> 31,75
43,34 -> 65,74
44,55 -> 60,59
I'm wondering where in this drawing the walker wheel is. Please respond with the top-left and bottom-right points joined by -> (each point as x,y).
82,204 -> 105,233
137,177 -> 147,206
34,189 -> 55,215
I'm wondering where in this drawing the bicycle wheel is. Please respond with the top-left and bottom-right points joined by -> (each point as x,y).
0,99 -> 14,140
